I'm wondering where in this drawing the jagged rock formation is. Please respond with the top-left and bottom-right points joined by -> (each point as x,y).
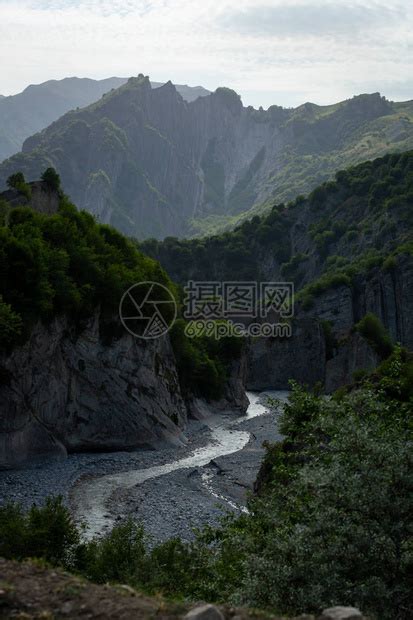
0,76 -> 210,162
0,76 -> 412,238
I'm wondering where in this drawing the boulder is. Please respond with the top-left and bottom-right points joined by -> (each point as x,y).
185,604 -> 224,620
320,606 -> 363,620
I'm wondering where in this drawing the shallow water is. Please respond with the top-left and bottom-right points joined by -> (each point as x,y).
73,390 -> 289,539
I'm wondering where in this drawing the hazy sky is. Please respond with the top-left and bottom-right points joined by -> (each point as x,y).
0,0 -> 412,108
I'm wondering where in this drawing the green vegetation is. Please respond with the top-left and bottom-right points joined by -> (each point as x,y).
41,167 -> 61,192
1,349 -> 412,618
0,195 -> 171,349
6,171 -> 32,200
143,151 -> 413,304
170,319 -> 242,400
0,192 -> 235,400
0,295 -> 23,349
141,206 -> 291,284
355,312 -> 394,359
0,497 -> 79,565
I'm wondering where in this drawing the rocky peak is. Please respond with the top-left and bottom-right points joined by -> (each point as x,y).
212,87 -> 243,115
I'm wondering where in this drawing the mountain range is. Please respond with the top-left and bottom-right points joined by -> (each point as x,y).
0,76 -> 210,161
0,75 -> 412,239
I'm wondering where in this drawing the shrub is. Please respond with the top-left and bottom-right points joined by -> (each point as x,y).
355,312 -> 393,359
41,167 -> 61,192
170,319 -> 226,400
0,296 -> 23,348
82,520 -> 147,584
6,171 -> 31,200
382,255 -> 397,271
6,172 -> 26,190
0,497 -> 79,566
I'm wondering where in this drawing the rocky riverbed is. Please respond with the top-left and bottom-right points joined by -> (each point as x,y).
0,392 -> 287,541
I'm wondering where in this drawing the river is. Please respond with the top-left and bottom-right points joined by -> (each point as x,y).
72,391 -> 288,540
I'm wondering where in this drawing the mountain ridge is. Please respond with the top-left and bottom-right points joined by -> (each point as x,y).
0,76 -> 412,239
0,76 -> 210,161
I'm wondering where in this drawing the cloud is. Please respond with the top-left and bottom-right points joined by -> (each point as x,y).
218,1 -> 404,38
0,0 -> 411,107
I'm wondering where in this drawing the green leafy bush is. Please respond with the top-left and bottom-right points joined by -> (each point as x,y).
170,319 -> 242,400
0,296 -> 23,348
356,312 -> 394,359
41,167 -> 61,192
0,497 -> 79,566
6,171 -> 32,200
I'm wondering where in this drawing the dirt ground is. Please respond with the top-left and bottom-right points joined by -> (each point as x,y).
0,558 -> 312,620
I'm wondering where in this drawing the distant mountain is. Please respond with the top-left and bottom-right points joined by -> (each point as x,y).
0,75 -> 412,239
0,77 -> 210,161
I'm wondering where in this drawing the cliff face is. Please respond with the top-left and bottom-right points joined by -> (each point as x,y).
0,312 -> 247,470
0,181 -> 60,214
1,78 -> 412,239
246,255 -> 413,391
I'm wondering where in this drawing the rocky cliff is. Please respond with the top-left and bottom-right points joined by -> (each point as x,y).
0,311 -> 248,470
1,76 -> 412,238
245,253 -> 413,391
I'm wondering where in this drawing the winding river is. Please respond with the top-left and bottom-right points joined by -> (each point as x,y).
73,391 -> 288,539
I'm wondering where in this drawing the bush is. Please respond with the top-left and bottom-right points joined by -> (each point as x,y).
6,171 -> 31,200
356,312 -> 393,359
0,296 -> 23,348
6,172 -> 26,190
0,497 -> 79,566
82,520 -> 147,584
0,197 -> 173,350
41,167 -> 61,192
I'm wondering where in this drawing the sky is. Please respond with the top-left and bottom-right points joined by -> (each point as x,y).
0,0 -> 412,109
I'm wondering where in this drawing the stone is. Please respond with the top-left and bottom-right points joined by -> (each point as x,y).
320,606 -> 363,620
185,604 -> 225,620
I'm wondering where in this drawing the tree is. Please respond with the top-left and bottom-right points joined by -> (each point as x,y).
6,172 -> 26,189
41,167 -> 61,192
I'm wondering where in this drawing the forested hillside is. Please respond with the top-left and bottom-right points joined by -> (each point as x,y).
142,150 -> 413,292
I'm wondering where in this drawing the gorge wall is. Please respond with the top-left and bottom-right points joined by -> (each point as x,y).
246,254 -> 413,391
0,312 -> 247,471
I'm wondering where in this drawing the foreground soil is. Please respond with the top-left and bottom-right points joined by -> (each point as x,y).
0,558 -> 312,620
